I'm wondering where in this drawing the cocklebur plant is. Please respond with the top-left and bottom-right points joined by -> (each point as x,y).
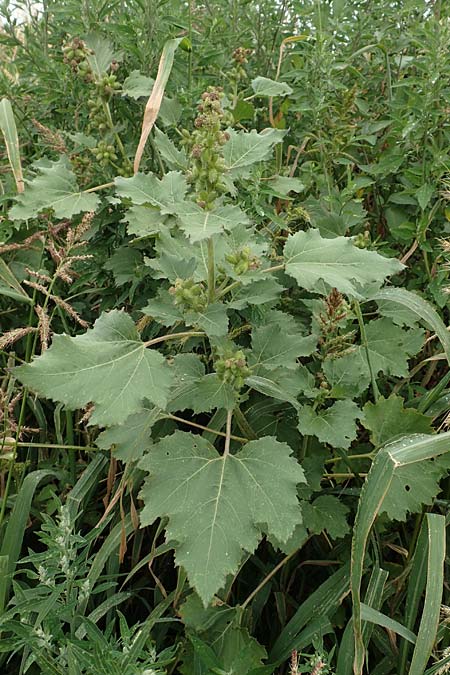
11,71 -> 446,620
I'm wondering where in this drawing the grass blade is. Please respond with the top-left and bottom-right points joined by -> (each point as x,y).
0,98 -> 24,193
398,519 -> 428,674
409,513 -> 446,675
269,563 -> 350,664
360,604 -> 416,644
351,431 -> 450,674
0,469 -> 57,612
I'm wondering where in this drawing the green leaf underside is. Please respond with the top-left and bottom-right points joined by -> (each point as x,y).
284,229 -> 404,297
139,431 -> 305,605
185,302 -> 229,337
10,157 -> 99,220
175,202 -> 249,242
15,311 -> 173,426
298,399 -> 361,449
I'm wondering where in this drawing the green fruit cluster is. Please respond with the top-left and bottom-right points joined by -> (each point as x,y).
169,278 -> 207,312
215,348 -> 251,390
62,37 -> 93,81
226,247 -> 260,275
96,74 -> 121,99
92,140 -> 118,166
182,87 -> 230,210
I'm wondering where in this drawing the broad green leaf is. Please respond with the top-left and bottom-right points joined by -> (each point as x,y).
372,287 -> 450,365
185,302 -> 229,337
345,318 -> 424,378
298,400 -> 361,449
188,374 -> 236,413
85,34 -> 116,76
380,453 -> 448,522
139,431 -> 305,605
251,76 -> 293,97
415,183 -> 434,210
96,407 -> 161,462
223,128 -> 286,171
15,311 -> 173,426
362,395 -> 433,446
283,229 -> 403,298
228,277 -> 283,309
115,171 -> 187,213
302,495 -> 350,539
166,354 -> 205,413
175,202 -> 248,242
249,323 -> 316,371
9,157 -> 99,220
121,70 -> 154,98
154,126 -> 188,170
145,251 -> 197,282
124,204 -> 168,238
103,246 -> 145,286
265,176 -> 305,196
246,365 -> 317,406
180,595 -> 266,675
142,290 -> 184,326
322,354 -> 370,399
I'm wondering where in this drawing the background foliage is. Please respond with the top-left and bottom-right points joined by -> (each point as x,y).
1,1 -> 450,674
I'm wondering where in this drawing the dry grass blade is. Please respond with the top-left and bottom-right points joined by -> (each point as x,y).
133,38 -> 181,174
0,98 -> 24,193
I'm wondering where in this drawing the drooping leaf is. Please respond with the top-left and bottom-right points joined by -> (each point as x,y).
223,128 -> 286,172
145,251 -> 197,282
9,157 -> 99,220
362,395 -> 433,446
298,399 -> 361,449
249,323 -> 316,371
265,176 -> 305,197
103,246 -> 145,286
283,229 -> 403,298
15,311 -> 173,426
96,407 -> 161,462
251,76 -> 293,97
175,202 -> 248,242
139,431 -> 305,605
121,70 -> 154,98
115,171 -> 187,213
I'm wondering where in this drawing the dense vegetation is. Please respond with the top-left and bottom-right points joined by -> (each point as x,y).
0,1 -> 450,673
